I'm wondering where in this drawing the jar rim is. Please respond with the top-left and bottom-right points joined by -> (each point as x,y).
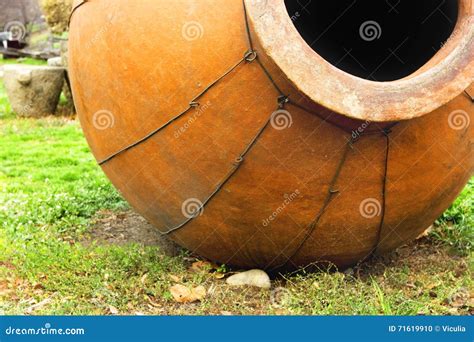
245,0 -> 474,122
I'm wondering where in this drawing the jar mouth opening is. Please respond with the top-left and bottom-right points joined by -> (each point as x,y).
246,0 -> 474,122
285,0 -> 459,82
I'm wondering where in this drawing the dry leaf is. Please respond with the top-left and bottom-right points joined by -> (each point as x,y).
207,284 -> 217,297
0,280 -> 8,291
416,226 -> 432,238
169,275 -> 181,282
426,282 -> 439,290
146,295 -> 161,308
0,280 -> 13,297
448,307 -> 459,315
0,261 -> 16,270
170,284 -> 191,302
33,283 -> 44,290
25,296 -> 54,314
191,286 -> 206,300
170,284 -> 206,303
108,305 -> 119,315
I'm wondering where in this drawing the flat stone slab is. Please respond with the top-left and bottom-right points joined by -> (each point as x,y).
3,64 -> 65,117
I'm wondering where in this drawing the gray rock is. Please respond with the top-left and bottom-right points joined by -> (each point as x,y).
49,53 -> 76,113
57,47 -> 75,113
47,57 -> 63,67
226,269 -> 271,289
3,64 -> 65,117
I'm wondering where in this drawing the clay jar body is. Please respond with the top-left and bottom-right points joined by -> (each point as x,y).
69,0 -> 473,270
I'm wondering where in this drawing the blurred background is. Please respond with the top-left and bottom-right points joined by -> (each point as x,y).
0,0 -> 74,117
1,0 -> 70,59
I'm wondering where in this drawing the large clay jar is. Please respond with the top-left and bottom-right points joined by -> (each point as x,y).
69,0 -> 473,271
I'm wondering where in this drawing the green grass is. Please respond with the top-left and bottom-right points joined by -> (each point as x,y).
0,82 -> 10,120
0,56 -> 47,66
0,71 -> 472,314
435,179 -> 473,255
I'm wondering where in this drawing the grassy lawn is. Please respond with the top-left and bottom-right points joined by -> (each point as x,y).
0,56 -> 46,66
0,60 -> 472,315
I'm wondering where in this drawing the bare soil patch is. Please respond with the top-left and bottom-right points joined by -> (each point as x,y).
83,210 -> 182,257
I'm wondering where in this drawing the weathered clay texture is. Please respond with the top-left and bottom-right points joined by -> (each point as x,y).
69,0 -> 473,271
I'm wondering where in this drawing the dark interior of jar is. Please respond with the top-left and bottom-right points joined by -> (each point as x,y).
284,0 -> 458,81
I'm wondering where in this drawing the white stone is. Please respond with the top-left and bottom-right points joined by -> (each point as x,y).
226,269 -> 271,289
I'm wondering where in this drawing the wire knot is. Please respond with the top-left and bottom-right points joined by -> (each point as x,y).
278,95 -> 289,108
233,156 -> 244,166
244,50 -> 257,62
